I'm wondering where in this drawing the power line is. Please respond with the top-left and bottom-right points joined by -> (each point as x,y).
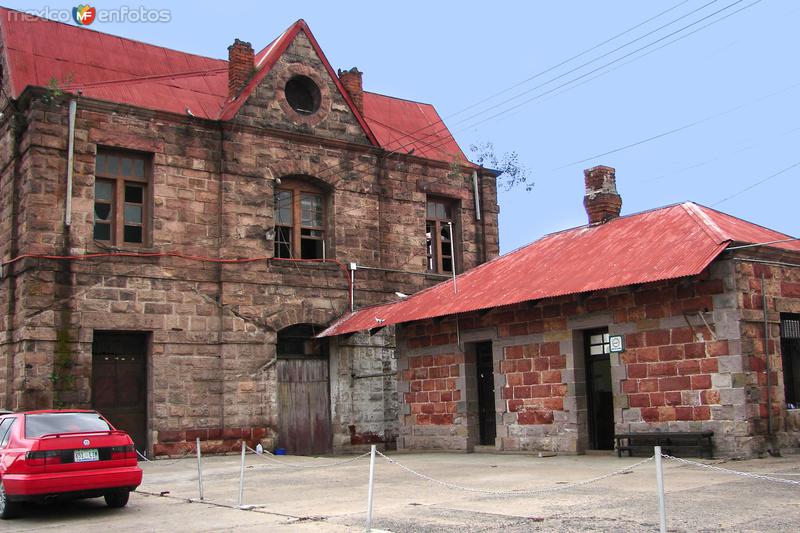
446,0 -> 692,119
711,160 -> 800,206
523,0 -> 769,117
311,1 -> 721,180
447,0 -> 757,139
385,0 -> 759,162
553,77 -> 800,170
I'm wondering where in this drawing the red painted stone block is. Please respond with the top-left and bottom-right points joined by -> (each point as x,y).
533,357 -> 550,371
637,347 -> 659,363
649,392 -> 665,407
508,373 -> 523,387
677,360 -> 701,375
684,342 -> 706,359
645,329 -> 671,347
675,406 -> 693,420
707,340 -> 729,356
700,390 -> 720,405
507,399 -> 523,412
628,363 -> 648,378
513,386 -> 531,399
640,378 -> 659,393
690,374 -> 712,390
693,406 -> 711,420
659,345 -> 684,362
649,362 -> 677,377
670,327 -> 694,344
641,407 -> 660,422
517,410 -> 554,425
516,359 -> 533,372
659,376 -> 691,391
522,372 -> 539,385
629,393 -> 650,407
664,391 -> 682,406
622,380 -> 638,394
699,358 -> 718,373
531,384 -> 552,398
541,342 -> 561,357
505,345 -> 524,359
541,370 -> 562,384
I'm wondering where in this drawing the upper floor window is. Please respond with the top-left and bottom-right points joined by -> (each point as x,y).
94,149 -> 150,246
274,180 -> 325,259
426,197 -> 457,274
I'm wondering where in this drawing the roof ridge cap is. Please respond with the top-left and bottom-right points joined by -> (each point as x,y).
681,202 -> 729,244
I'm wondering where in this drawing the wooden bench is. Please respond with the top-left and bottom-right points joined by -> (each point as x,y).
615,431 -> 713,458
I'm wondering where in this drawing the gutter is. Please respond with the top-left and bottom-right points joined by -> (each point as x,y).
64,99 -> 77,226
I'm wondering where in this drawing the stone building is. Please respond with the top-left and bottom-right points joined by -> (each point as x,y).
0,11 -> 499,455
322,166 -> 800,457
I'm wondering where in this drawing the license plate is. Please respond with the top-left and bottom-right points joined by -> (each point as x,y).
74,448 -> 99,463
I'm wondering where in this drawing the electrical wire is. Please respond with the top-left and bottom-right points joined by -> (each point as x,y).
711,160 -> 800,206
554,77 -> 800,170
310,1 -> 734,181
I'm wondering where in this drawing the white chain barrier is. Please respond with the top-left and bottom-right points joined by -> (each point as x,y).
245,445 -> 371,469
662,454 -> 800,486
376,450 -> 655,496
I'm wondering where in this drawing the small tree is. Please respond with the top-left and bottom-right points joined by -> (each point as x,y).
470,141 -> 533,192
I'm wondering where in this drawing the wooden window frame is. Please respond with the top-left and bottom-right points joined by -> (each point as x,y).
426,197 -> 458,274
274,180 -> 326,259
94,149 -> 151,247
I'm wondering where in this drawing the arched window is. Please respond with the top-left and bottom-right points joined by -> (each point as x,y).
274,178 -> 326,259
276,324 -> 328,358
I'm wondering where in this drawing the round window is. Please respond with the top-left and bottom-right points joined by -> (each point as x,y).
285,75 -> 321,115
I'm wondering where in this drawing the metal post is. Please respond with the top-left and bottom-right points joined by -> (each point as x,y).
761,275 -> 773,436
195,438 -> 204,501
654,446 -> 667,533
447,222 -> 457,294
238,441 -> 246,507
365,444 -> 377,532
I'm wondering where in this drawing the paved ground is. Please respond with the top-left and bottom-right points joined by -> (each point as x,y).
4,449 -> 800,532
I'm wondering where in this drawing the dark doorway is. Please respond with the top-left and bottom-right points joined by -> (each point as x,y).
91,331 -> 148,454
584,329 -> 614,450
476,341 -> 496,446
277,324 -> 332,455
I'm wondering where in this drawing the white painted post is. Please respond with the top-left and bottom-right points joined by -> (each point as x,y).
195,437 -> 204,501
654,446 -> 667,533
365,444 -> 377,532
238,441 -> 246,507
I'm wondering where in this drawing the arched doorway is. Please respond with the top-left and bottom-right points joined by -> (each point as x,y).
276,324 -> 332,455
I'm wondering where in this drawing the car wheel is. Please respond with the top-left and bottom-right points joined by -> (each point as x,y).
0,481 -> 21,519
104,490 -> 130,508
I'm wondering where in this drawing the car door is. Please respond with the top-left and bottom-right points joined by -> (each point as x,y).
0,418 -> 15,474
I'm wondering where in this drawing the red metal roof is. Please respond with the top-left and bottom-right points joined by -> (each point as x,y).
362,92 -> 468,163
0,9 -> 464,162
320,202 -> 800,336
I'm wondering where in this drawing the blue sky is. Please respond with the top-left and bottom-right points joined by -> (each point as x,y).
7,0 -> 797,253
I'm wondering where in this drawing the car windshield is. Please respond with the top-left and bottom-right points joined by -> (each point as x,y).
25,413 -> 111,438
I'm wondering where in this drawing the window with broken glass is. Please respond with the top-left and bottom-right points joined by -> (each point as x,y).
94,150 -> 150,246
274,181 -> 326,259
426,197 -> 457,274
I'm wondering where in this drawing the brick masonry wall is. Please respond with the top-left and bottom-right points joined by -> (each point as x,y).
396,257 -> 800,456
735,256 -> 800,451
0,37 -> 498,457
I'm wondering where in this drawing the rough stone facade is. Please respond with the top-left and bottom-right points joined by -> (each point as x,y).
395,252 -> 800,457
0,27 -> 499,456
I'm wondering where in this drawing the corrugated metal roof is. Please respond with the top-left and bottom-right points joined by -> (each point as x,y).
320,202 -> 800,336
0,9 -> 465,163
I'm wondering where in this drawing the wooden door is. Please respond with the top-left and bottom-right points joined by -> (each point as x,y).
91,332 -> 148,454
585,329 -> 614,450
277,357 -> 332,455
475,342 -> 496,445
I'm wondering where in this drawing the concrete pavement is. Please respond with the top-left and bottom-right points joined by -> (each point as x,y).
4,450 -> 800,532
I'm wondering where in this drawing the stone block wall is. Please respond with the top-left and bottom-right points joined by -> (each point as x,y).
0,81 -> 497,455
395,256 -> 800,457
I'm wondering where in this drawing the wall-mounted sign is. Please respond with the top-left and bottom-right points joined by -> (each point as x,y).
609,334 -> 625,353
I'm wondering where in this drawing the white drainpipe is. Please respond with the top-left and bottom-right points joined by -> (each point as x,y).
65,99 -> 77,226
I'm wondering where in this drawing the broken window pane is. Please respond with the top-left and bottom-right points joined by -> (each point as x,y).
95,203 -> 111,221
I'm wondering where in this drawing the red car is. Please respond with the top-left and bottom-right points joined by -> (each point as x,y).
0,409 -> 143,519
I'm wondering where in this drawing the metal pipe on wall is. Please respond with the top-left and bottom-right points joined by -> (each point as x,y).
761,275 -> 773,436
64,99 -> 77,226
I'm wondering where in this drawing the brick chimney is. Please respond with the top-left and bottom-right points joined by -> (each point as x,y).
228,38 -> 254,99
338,67 -> 363,115
583,165 -> 622,225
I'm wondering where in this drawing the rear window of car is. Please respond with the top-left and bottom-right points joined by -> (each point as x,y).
25,413 -> 111,438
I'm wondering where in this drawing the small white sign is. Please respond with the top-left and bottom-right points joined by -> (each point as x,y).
609,334 -> 625,353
